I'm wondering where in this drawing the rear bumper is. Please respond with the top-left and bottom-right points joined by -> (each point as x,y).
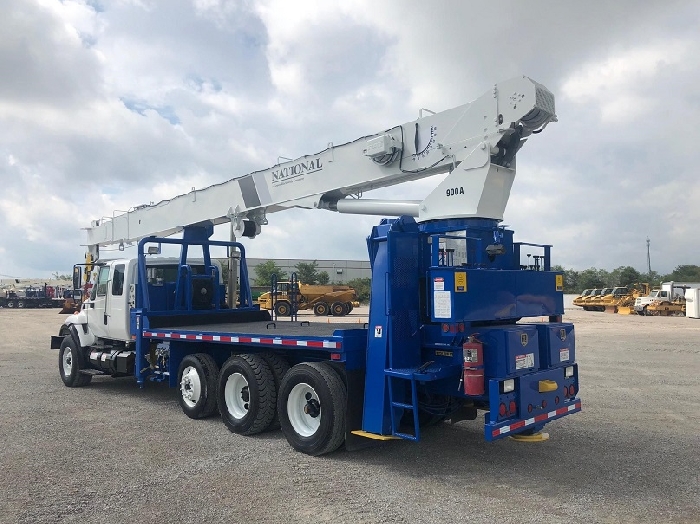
485,400 -> 581,441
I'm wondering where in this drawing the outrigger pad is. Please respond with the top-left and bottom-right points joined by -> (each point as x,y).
510,432 -> 550,442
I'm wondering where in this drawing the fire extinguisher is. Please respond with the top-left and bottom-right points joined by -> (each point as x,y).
463,334 -> 484,396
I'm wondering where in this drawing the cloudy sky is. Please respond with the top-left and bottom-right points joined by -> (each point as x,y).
2,0 -> 699,278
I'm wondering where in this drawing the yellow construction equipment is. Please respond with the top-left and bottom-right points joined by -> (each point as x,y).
586,287 -> 613,312
645,296 -> 686,316
572,289 -> 593,309
258,282 -> 360,317
616,283 -> 650,315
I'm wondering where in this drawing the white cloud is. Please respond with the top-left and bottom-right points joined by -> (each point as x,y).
561,40 -> 694,123
1,0 -> 700,279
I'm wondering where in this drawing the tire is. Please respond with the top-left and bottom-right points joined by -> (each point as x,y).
260,352 -> 291,430
330,301 -> 346,317
274,301 -> 292,317
313,302 -> 329,316
58,336 -> 92,387
17,301 -> 25,309
345,302 -> 353,314
278,362 -> 347,456
177,353 -> 219,419
7,301 -> 15,308
218,354 -> 276,435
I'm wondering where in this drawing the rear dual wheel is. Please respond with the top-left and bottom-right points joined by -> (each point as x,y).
278,362 -> 347,456
219,354 -> 277,435
313,302 -> 329,316
331,301 -> 347,316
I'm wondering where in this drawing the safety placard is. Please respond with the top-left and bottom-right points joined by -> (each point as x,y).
454,272 -> 467,292
515,353 -> 535,370
433,277 -> 444,291
555,274 -> 564,291
374,326 -> 383,338
433,290 -> 452,318
559,348 -> 570,362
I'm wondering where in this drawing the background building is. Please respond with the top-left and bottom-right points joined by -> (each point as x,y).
245,258 -> 371,286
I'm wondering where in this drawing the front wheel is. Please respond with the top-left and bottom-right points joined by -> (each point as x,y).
278,362 -> 347,456
177,353 -> 219,419
274,301 -> 292,317
58,336 -> 92,387
218,354 -> 276,435
6,301 -> 15,308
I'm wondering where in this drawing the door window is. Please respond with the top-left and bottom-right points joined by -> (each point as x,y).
96,267 -> 110,296
112,265 -> 125,296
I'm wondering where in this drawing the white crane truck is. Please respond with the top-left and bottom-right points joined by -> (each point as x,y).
51,76 -> 580,455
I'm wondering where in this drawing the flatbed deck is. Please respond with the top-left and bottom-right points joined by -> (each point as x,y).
159,320 -> 362,338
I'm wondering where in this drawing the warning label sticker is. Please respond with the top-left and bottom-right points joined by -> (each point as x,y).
515,353 -> 535,370
559,348 -> 570,362
454,272 -> 467,292
433,277 -> 445,291
555,274 -> 564,291
374,326 -> 383,338
433,290 -> 452,318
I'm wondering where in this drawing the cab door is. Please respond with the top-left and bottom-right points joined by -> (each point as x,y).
87,265 -> 111,339
105,263 -> 130,341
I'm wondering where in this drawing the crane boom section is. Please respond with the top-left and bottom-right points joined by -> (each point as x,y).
86,76 -> 555,252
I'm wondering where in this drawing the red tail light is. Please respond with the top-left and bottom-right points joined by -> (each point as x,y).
568,385 -> 576,396
499,403 -> 507,416
509,401 -> 516,415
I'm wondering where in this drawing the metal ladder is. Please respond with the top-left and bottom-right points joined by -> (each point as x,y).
385,361 -> 435,441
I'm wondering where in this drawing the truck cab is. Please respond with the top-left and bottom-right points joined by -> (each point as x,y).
63,257 -> 225,345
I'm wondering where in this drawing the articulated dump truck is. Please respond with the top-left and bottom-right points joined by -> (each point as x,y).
258,282 -> 360,317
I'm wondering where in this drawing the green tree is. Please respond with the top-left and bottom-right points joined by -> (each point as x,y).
218,259 -> 229,286
317,271 -> 330,285
254,260 -> 288,287
294,261 -> 320,284
666,264 -> 700,282
346,277 -> 371,303
577,267 -> 606,291
639,270 -> 662,287
616,266 -> 641,287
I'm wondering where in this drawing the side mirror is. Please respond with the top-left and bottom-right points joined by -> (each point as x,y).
73,266 -> 82,291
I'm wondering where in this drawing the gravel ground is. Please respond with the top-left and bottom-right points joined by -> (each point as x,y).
0,307 -> 698,523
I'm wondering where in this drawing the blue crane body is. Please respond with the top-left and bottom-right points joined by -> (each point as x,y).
51,76 -> 580,455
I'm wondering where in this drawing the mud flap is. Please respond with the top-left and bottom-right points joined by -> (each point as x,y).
344,368 -> 383,451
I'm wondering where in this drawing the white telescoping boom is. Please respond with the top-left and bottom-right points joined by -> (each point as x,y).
85,76 -> 556,259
